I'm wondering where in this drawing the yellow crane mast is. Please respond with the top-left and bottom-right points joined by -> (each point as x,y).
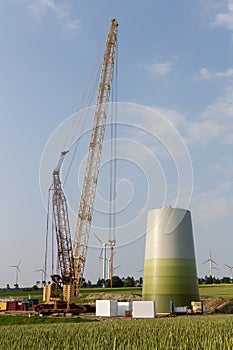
73,19 -> 118,294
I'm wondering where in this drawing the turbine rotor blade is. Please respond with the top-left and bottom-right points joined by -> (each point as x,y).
224,263 -> 233,269
203,259 -> 210,264
99,248 -> 103,260
93,233 -> 103,245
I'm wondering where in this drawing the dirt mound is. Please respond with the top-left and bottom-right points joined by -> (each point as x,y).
202,297 -> 232,313
86,293 -> 142,302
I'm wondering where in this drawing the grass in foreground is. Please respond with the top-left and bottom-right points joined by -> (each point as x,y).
0,315 -> 95,327
0,315 -> 233,350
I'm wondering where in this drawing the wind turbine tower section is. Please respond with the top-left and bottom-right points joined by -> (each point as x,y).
142,207 -> 199,313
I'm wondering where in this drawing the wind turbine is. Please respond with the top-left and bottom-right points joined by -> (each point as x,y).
203,250 -> 218,276
108,239 -> 116,288
223,263 -> 233,281
93,233 -> 108,283
34,268 -> 47,284
113,265 -> 121,274
9,259 -> 22,286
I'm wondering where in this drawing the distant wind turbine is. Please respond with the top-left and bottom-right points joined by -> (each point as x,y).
9,259 -> 22,286
93,233 -> 108,282
223,263 -> 233,280
203,250 -> 218,276
34,268 -> 47,283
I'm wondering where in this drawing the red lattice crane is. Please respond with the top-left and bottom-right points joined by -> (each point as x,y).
42,19 -> 118,307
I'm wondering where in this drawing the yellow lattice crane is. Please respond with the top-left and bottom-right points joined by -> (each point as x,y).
73,18 -> 118,294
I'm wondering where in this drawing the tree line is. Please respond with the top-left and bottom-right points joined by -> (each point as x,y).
84,276 -> 143,288
198,276 -> 232,284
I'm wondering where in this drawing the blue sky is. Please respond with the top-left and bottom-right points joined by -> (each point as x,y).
0,0 -> 233,287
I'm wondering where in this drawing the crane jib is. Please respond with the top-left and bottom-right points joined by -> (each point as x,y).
73,19 -> 118,293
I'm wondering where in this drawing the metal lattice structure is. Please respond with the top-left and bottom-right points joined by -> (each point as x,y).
51,151 -> 75,284
73,19 -> 118,292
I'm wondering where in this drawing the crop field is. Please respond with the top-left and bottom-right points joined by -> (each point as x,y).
0,287 -> 142,303
1,285 -> 233,349
0,315 -> 233,349
199,284 -> 233,300
1,284 -> 233,301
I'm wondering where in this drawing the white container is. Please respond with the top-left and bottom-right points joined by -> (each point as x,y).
132,301 -> 156,318
118,302 -> 132,316
96,300 -> 118,317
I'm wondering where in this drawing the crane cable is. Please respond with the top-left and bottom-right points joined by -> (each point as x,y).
62,48 -> 103,154
44,186 -> 51,281
62,41 -> 108,186
45,46 -> 103,278
63,64 -> 101,186
108,40 -> 118,242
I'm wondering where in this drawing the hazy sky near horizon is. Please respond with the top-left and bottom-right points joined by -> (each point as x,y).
0,0 -> 233,287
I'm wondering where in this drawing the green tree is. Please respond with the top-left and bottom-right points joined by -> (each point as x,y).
87,280 -> 92,287
112,276 -> 123,287
221,276 -> 231,284
205,275 -> 214,284
82,277 -> 87,288
123,276 -> 135,287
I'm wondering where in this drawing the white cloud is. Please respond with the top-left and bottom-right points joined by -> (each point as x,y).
195,67 -> 233,80
140,61 -> 173,79
185,120 -> 227,145
229,0 -> 233,11
192,181 -> 233,226
202,86 -> 233,119
164,86 -> 233,146
214,0 -> 233,30
209,162 -> 233,176
64,19 -> 81,34
150,62 -> 173,75
146,86 -> 233,146
24,0 -> 81,35
41,0 -> 57,11
215,11 -> 233,30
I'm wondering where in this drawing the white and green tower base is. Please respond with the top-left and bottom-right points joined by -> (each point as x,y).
142,207 -> 199,313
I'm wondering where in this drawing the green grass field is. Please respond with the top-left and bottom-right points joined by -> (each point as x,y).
0,289 -> 42,300
199,284 -> 233,300
0,315 -> 94,327
0,287 -> 142,304
1,284 -> 233,302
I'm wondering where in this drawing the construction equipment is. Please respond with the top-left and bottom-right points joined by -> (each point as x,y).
39,19 -> 118,314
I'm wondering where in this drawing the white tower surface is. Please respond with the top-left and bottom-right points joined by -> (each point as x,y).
142,207 -> 199,313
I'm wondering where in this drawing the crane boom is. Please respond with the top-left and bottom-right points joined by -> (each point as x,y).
73,19 -> 118,291
51,151 -> 75,284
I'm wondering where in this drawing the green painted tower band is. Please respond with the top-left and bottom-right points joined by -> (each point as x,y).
142,207 -> 199,313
